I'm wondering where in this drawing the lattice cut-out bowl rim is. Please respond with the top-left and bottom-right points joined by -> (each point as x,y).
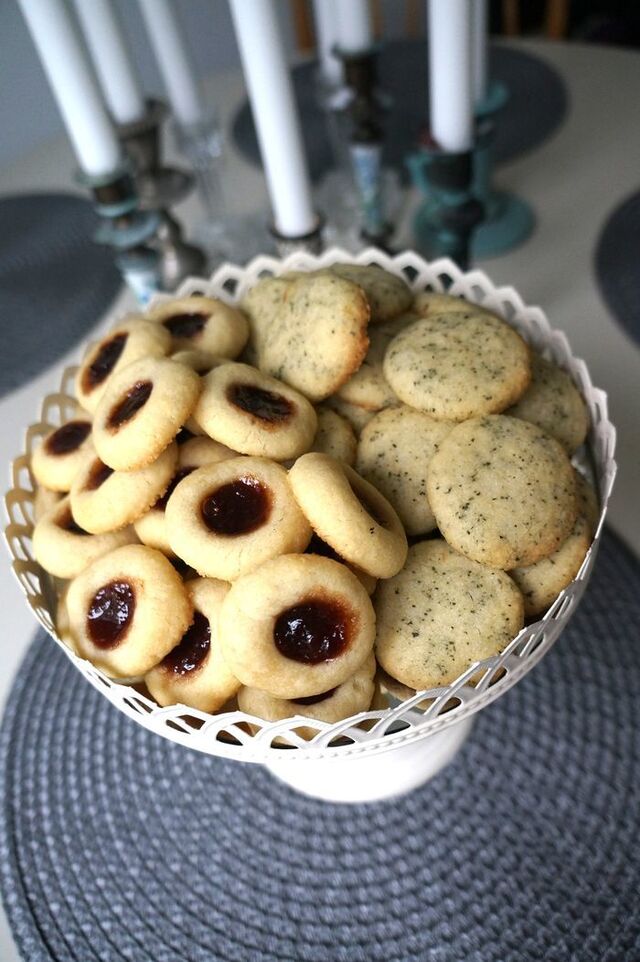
3,248 -> 617,764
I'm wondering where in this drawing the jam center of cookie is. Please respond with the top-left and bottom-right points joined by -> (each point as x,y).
83,333 -> 127,391
85,459 -> 114,491
291,687 -> 337,706
273,596 -> 352,664
200,477 -> 271,535
160,611 -> 211,675
227,383 -> 293,423
45,420 -> 91,456
87,580 -> 135,649
107,380 -> 153,429
155,467 -> 194,512
163,313 -> 207,338
58,507 -> 88,535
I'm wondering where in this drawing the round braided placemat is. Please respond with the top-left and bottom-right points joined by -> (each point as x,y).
1,530 -> 639,962
0,193 -> 121,398
594,189 -> 640,346
232,42 -> 568,184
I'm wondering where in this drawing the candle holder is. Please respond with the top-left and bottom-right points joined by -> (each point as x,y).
78,163 -> 163,304
407,148 -> 484,271
471,82 -> 535,257
269,216 -> 325,259
336,46 -> 395,251
174,109 -> 271,266
116,99 -> 207,289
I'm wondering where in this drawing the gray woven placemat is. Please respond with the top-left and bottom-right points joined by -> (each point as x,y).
232,42 -> 568,184
1,529 -> 639,962
0,193 -> 121,398
594,189 -> 640,345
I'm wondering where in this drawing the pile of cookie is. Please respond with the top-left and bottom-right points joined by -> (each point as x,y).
29,263 -> 596,739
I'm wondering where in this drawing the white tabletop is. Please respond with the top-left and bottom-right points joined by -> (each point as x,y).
1,39 -> 639,960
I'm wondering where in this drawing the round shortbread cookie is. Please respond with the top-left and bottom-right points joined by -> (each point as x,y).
509,514 -> 592,618
336,314 -> 415,411
311,407 -> 357,465
33,484 -> 62,522
507,352 -> 590,454
93,358 -> 201,471
165,457 -> 311,580
31,417 -> 92,492
70,442 -> 178,534
328,263 -> 412,322
75,317 -> 170,413
242,272 -> 370,402
170,349 -> 225,374
33,496 -> 137,579
427,415 -> 578,568
324,396 -> 376,435
145,578 -> 239,712
145,295 -> 249,358
509,471 -> 598,617
383,310 -> 531,421
576,471 -> 599,534
376,540 -> 524,690
356,405 -> 454,536
133,437 -> 238,555
288,453 -> 408,578
66,544 -> 193,679
412,291 -> 495,318
193,362 -> 317,460
237,652 -> 376,741
219,553 -> 376,699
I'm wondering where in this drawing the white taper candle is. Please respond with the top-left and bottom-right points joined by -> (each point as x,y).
138,0 -> 203,126
18,0 -> 121,176
312,0 -> 343,86
229,0 -> 316,237
427,0 -> 473,151
472,0 -> 488,106
336,0 -> 373,54
72,0 -> 146,125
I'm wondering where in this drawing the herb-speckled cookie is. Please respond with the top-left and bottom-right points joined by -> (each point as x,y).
412,291 -> 495,318
356,405 -> 453,535
242,272 -> 369,401
311,407 -> 357,465
427,415 -> 578,568
324,396 -> 376,435
336,314 -> 415,411
507,352 -> 589,454
509,472 -> 598,617
328,263 -> 412,322
375,540 -> 524,690
383,310 -> 531,421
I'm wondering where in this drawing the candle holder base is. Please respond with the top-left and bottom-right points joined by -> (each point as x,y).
471,190 -> 534,258
471,81 -> 535,258
407,149 -> 484,271
269,217 -> 325,258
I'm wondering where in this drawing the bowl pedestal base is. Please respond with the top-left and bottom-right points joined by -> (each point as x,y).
265,715 -> 474,803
